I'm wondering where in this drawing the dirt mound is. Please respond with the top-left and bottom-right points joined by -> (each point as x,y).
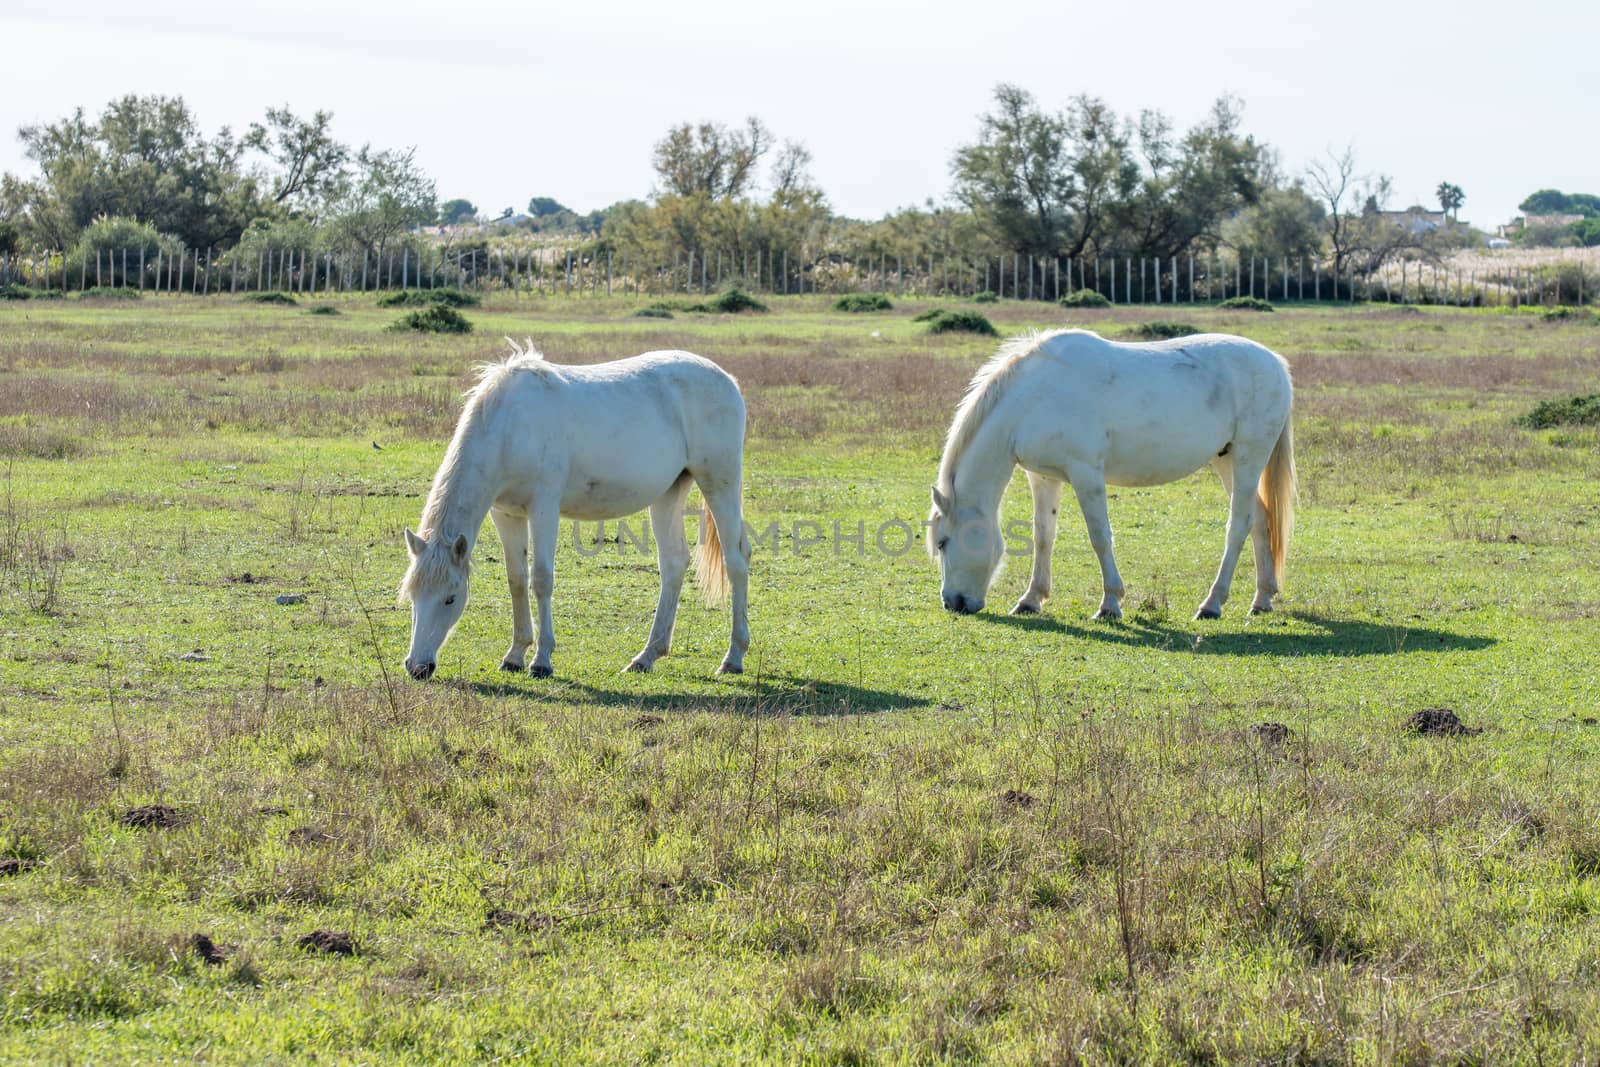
0,857 -> 42,877
297,929 -> 356,955
1249,722 -> 1293,745
286,825 -> 332,845
484,908 -> 557,933
629,714 -> 665,730
998,789 -> 1039,809
188,933 -> 226,965
119,804 -> 185,829
1403,707 -> 1481,737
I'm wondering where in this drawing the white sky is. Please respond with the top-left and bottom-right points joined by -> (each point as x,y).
3,0 -> 1595,231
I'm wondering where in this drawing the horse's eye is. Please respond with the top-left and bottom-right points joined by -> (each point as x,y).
444,596 -> 456,606
937,537 -> 949,552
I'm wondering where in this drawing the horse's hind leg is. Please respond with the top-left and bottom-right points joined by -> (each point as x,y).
1197,454 -> 1267,620
700,483 -> 750,675
1068,467 -> 1125,620
1012,472 -> 1063,615
627,476 -> 692,673
1207,458 -> 1276,614
490,507 -> 533,671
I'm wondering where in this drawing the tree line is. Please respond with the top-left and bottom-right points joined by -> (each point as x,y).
0,88 -> 1516,286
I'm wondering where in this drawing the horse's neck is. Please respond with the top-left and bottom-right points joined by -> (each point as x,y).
425,416 -> 501,547
951,399 -> 1016,514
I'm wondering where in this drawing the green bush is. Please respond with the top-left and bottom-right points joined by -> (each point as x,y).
1,283 -> 34,300
376,287 -> 481,308
1540,305 -> 1593,322
910,307 -> 944,322
1059,290 -> 1110,308
1219,295 -> 1275,312
971,290 -> 998,304
307,305 -> 340,316
69,217 -> 182,287
633,306 -> 673,319
1517,394 -> 1600,429
923,309 -> 998,336
77,286 -> 140,300
834,293 -> 893,312
1131,321 -> 1199,340
243,291 -> 298,306
389,305 -> 473,334
702,287 -> 766,313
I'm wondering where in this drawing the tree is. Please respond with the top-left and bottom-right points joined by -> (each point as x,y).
527,197 -> 568,218
439,198 -> 478,225
244,106 -> 348,215
651,118 -> 771,200
1435,181 -> 1464,221
1107,96 -> 1267,259
9,95 -> 264,249
325,146 -> 436,257
1518,189 -> 1600,217
1224,180 -> 1327,262
951,85 -> 1081,259
1306,146 -> 1421,277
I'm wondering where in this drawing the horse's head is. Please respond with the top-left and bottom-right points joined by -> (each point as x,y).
398,528 -> 471,679
928,485 -> 1002,615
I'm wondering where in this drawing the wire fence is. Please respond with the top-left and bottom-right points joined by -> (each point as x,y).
0,246 -> 1592,307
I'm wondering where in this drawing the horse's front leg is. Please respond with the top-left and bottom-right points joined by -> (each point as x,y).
527,506 -> 560,678
490,508 -> 533,671
1069,469 -> 1125,620
1011,472 -> 1062,615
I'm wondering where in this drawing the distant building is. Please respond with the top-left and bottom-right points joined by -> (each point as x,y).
1498,213 -> 1584,237
1379,209 -> 1447,235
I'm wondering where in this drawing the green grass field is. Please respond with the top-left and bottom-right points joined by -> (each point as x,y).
2,293 -> 1599,1064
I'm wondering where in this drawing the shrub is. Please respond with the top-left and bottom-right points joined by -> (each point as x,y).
1059,290 -> 1110,309
633,306 -> 673,319
971,290 -> 998,304
307,305 -> 340,316
703,287 -> 766,313
69,216 -> 182,287
923,309 -> 998,336
1517,394 -> 1600,429
77,286 -> 140,300
834,293 -> 893,312
1,283 -> 34,300
377,287 -> 481,309
911,307 -> 944,322
1219,295 -> 1275,312
243,292 -> 298,306
1540,305 -> 1592,322
1131,321 -> 1199,340
389,305 -> 473,334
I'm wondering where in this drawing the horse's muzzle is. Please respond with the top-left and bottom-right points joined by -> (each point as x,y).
943,593 -> 981,615
405,659 -> 436,681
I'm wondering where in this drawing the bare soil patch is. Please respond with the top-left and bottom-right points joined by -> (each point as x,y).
119,804 -> 185,829
1403,707 -> 1482,737
296,929 -> 356,955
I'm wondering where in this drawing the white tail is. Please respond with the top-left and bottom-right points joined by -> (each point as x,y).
1256,417 -> 1296,588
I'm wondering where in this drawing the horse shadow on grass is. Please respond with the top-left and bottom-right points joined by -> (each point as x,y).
984,609 -> 1494,657
470,670 -> 932,716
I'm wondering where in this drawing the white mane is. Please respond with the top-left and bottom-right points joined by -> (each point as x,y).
936,329 -> 1078,496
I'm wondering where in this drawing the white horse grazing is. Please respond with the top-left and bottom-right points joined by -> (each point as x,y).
399,342 -> 750,680
929,328 -> 1295,621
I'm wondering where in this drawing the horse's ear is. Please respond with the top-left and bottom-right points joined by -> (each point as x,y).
404,528 -> 426,558
930,486 -> 952,515
451,533 -> 470,564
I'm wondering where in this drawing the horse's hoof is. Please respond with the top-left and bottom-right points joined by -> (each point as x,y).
1010,601 -> 1040,616
717,662 -> 744,675
1092,608 -> 1122,621
624,659 -> 651,674
528,664 -> 554,679
1194,607 -> 1222,621
500,659 -> 523,672
1248,604 -> 1272,616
